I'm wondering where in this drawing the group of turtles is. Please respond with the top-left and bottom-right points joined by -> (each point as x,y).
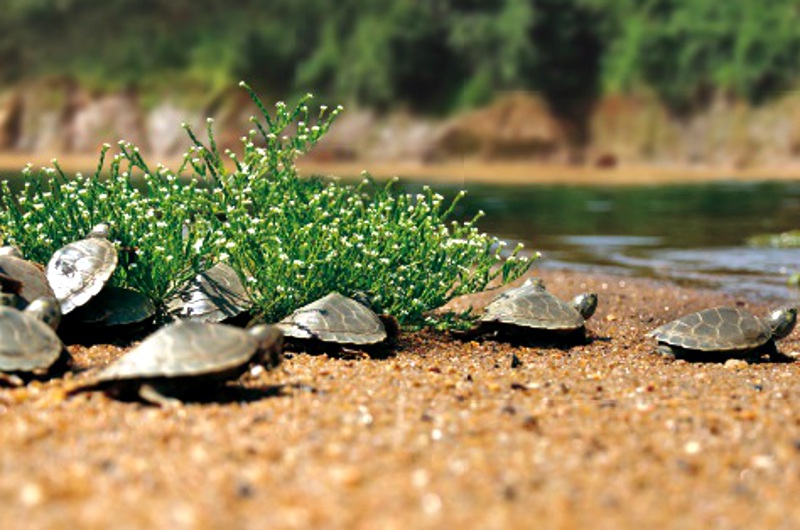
0,223 -> 797,406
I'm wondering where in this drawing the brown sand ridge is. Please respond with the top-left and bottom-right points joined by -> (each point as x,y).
2,270 -> 800,528
5,153 -> 800,185
297,160 -> 800,186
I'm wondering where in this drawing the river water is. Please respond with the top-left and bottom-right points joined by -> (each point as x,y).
403,180 -> 800,304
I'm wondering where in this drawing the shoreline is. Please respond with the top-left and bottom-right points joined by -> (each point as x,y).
298,160 -> 800,186
4,152 -> 800,185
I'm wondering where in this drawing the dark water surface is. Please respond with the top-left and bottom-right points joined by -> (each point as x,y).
398,180 -> 800,304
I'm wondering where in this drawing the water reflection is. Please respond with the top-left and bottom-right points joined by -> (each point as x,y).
397,180 -> 800,303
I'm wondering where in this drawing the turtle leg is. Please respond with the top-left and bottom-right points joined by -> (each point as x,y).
0,373 -> 24,387
654,344 -> 678,360
138,383 -> 183,407
763,341 -> 795,363
450,325 -> 486,341
339,346 -> 370,359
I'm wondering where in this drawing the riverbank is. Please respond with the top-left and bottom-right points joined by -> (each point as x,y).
297,160 -> 800,186
5,153 -> 800,185
2,270 -> 799,528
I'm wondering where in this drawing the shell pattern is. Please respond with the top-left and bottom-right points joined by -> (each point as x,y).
94,321 -> 274,382
0,251 -> 55,308
648,307 -> 772,352
481,281 -> 586,331
47,236 -> 118,314
69,286 -> 156,326
0,305 -> 64,373
166,262 -> 252,322
277,292 -> 386,345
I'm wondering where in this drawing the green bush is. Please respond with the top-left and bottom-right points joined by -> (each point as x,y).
0,83 -> 535,325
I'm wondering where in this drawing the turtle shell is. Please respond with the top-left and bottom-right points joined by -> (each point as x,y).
648,307 -> 771,352
0,250 -> 55,309
277,292 -> 387,345
166,262 -> 252,322
481,281 -> 586,331
93,321 -> 275,383
68,286 -> 155,326
0,305 -> 65,374
47,230 -> 118,314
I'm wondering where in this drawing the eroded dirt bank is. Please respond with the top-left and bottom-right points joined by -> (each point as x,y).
2,270 -> 800,529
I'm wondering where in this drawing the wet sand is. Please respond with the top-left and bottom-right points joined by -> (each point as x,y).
2,270 -> 800,529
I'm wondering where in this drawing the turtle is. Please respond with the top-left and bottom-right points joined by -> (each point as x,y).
277,292 -> 395,353
0,246 -> 56,311
648,306 -> 797,361
47,223 -> 118,315
461,279 -> 598,344
67,286 -> 155,327
61,286 -> 156,344
0,296 -> 70,386
70,321 -> 284,406
166,262 -> 252,323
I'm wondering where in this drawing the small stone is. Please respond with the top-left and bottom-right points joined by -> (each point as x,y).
751,455 -> 775,470
329,466 -> 363,488
421,492 -> 443,515
724,359 -> 748,369
236,481 -> 255,498
501,404 -> 516,415
684,441 -> 702,455
19,482 -> 43,507
521,415 -> 541,433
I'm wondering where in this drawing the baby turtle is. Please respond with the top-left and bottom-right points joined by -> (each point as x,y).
0,296 -> 70,386
0,246 -> 56,310
67,286 -> 155,327
47,223 -> 118,314
463,279 -> 598,343
648,306 -> 797,361
166,262 -> 252,323
71,321 -> 283,406
277,292 -> 394,353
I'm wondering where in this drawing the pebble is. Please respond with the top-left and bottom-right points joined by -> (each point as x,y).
724,359 -> 748,369
19,482 -> 43,507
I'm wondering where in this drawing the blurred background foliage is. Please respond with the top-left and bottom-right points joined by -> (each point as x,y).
2,0 -> 800,116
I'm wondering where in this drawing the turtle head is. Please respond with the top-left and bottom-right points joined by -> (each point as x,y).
523,277 -> 546,290
88,223 -> 111,239
351,290 -> 375,309
766,307 -> 797,340
571,293 -> 598,320
249,324 -> 284,369
0,246 -> 23,259
24,296 -> 62,331
0,292 -> 19,307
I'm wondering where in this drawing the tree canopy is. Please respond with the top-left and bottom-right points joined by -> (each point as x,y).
2,0 -> 800,114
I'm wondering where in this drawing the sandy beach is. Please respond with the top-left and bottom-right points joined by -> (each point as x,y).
2,270 -> 800,529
